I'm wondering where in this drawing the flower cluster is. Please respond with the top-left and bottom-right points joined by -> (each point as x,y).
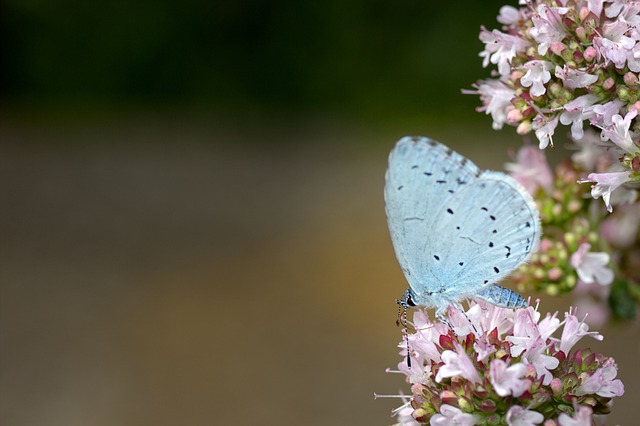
469,0 -> 640,210
469,0 -> 640,321
386,302 -> 624,425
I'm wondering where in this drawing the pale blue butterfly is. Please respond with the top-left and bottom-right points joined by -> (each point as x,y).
385,136 -> 540,322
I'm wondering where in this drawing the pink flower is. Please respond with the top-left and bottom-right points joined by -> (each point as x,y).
601,204 -> 640,247
570,243 -> 614,285
480,27 -> 531,77
559,94 -> 598,140
532,114 -> 559,149
473,79 -> 516,130
570,129 -> 607,171
594,20 -> 636,69
554,66 -> 599,91
489,359 -> 528,397
505,405 -> 544,426
591,99 -> 625,128
505,145 -> 554,194
559,310 -> 603,354
435,342 -> 481,384
576,364 -> 625,397
520,60 -> 553,97
578,171 -> 633,212
557,405 -> 593,426
599,109 -> 640,155
430,405 -> 479,426
497,5 -> 522,25
529,4 -> 568,55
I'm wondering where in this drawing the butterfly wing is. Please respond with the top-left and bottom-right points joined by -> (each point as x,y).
384,136 -> 481,299
424,170 -> 540,296
385,136 -> 540,304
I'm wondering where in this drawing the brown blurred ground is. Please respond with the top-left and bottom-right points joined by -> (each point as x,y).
0,117 -> 637,425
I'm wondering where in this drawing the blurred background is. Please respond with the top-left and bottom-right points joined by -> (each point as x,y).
0,0 -> 637,424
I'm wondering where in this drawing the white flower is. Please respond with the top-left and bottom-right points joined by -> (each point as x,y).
559,310 -> 603,354
489,359 -> 528,397
570,243 -> 614,285
480,27 -> 530,77
554,65 -> 599,91
497,5 -> 521,25
558,405 -> 593,426
529,4 -> 568,55
430,405 -> 479,426
533,114 -> 559,149
520,60 -> 553,97
576,365 -> 625,397
474,79 -> 516,130
506,405 -> 544,426
591,99 -> 625,128
435,342 -> 481,384
559,94 -> 598,140
578,171 -> 633,212
600,109 -> 640,155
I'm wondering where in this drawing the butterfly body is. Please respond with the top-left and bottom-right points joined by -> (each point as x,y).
385,136 -> 540,318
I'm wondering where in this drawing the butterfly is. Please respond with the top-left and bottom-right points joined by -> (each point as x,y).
385,136 -> 540,322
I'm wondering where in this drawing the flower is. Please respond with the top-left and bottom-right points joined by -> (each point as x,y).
430,405 -> 478,426
489,359 -> 527,397
599,109 -> 640,155
559,94 -> 598,140
520,60 -> 552,97
578,171 -> 633,212
576,364 -> 625,397
559,309 -> 603,354
557,405 -> 593,426
570,243 -> 614,285
387,302 -> 624,424
471,79 -> 516,130
505,145 -> 553,194
505,405 -> 544,426
435,342 -> 481,384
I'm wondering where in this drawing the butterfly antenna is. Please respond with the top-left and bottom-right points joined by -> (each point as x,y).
395,304 -> 411,368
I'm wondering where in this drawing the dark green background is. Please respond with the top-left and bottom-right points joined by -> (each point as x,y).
2,0 -> 508,120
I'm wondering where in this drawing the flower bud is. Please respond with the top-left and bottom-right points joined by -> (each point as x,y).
550,378 -> 563,395
584,46 -> 597,62
603,78 -> 616,91
549,41 -> 566,56
548,267 -> 563,281
579,7 -> 590,21
517,120 -> 532,135
575,26 -> 587,42
624,72 -> 639,86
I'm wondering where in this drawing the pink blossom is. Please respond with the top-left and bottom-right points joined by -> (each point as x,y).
557,405 -> 593,426
576,364 -> 625,397
508,309 -> 559,385
599,109 -> 640,155
505,145 -> 553,194
587,0 -> 604,17
570,243 -> 614,285
559,310 -> 603,354
506,405 -> 544,426
520,60 -> 553,97
480,27 -> 531,77
529,5 -> 568,55
532,114 -> 559,149
570,129 -> 606,170
559,94 -> 598,140
594,21 -> 636,69
497,5 -> 522,25
430,405 -> 479,426
601,204 -> 640,247
435,342 -> 481,384
591,99 -> 625,127
578,171 -> 633,212
473,335 -> 496,362
554,66 -> 599,91
474,79 -> 516,130
605,0 -> 627,18
489,359 -> 528,397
